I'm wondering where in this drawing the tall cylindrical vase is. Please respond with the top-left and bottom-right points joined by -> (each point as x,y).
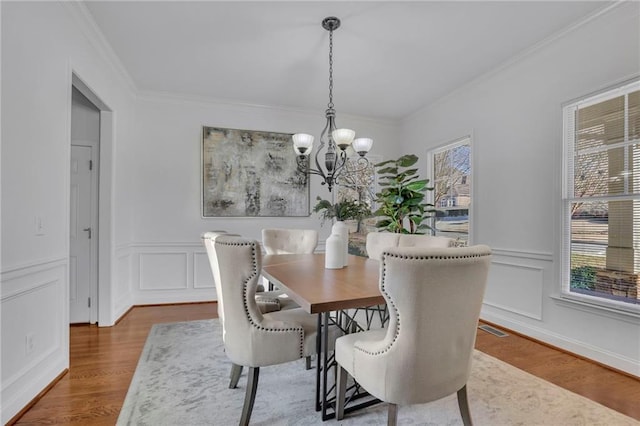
332,221 -> 349,267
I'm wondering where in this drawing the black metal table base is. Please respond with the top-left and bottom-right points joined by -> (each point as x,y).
315,307 -> 388,420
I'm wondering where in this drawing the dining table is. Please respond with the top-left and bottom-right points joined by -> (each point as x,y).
261,252 -> 387,420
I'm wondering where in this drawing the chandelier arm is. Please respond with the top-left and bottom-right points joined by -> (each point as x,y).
307,167 -> 329,178
331,150 -> 349,178
347,156 -> 371,174
334,156 -> 373,188
314,118 -> 331,179
297,156 -> 329,178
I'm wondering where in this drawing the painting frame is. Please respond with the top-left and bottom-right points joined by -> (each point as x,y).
201,126 -> 310,218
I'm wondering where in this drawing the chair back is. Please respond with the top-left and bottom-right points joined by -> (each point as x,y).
365,233 -> 400,260
213,235 -> 306,367
365,232 -> 455,260
398,234 -> 455,248
353,245 -> 491,405
202,231 -> 238,322
262,228 -> 318,254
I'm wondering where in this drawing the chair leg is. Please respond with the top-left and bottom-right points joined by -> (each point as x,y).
229,363 -> 243,389
305,355 -> 312,370
336,366 -> 348,420
239,367 -> 259,426
457,385 -> 473,426
387,403 -> 398,426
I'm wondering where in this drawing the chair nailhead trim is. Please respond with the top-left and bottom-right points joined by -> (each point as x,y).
355,251 -> 491,356
382,252 -> 490,261
217,238 -> 305,358
356,262 -> 398,356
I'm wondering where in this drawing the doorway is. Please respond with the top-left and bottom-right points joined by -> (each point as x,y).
70,73 -> 115,327
70,88 -> 100,323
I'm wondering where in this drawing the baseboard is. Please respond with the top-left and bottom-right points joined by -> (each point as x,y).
5,368 -> 68,425
480,319 -> 640,381
480,312 -> 640,378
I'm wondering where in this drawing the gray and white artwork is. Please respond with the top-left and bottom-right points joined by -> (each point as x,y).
202,126 -> 309,217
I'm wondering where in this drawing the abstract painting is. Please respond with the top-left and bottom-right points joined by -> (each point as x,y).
202,126 -> 309,217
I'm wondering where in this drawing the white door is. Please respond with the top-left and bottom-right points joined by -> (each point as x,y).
70,145 -> 97,323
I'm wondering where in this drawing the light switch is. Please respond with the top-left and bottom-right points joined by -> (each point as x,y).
35,216 -> 45,236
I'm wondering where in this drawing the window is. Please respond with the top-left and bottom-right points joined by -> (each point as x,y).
563,80 -> 640,311
428,137 -> 471,245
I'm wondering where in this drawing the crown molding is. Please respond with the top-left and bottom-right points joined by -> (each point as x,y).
62,0 -> 137,94
60,1 -> 399,126
404,1 -> 630,122
137,89 -> 400,126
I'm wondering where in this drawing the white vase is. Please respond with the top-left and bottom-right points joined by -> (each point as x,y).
332,221 -> 349,267
325,232 -> 343,269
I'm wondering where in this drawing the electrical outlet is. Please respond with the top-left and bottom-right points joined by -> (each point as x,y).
25,333 -> 35,355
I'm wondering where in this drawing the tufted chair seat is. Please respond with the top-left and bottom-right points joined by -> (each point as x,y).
335,245 -> 492,425
212,234 -> 338,425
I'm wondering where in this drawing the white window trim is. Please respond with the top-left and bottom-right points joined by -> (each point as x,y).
560,79 -> 640,316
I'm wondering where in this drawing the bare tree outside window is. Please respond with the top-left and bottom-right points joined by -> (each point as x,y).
430,139 -> 471,245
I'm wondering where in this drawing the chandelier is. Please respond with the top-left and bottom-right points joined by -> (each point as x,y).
292,16 -> 373,192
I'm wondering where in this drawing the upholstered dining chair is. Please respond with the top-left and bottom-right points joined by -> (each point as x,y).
262,228 -> 318,255
365,232 -> 455,261
211,234 -> 327,426
202,231 -> 300,389
335,245 -> 492,426
202,231 -> 297,313
353,232 -> 457,330
261,228 -> 318,369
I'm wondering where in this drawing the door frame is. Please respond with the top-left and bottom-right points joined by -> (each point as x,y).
70,72 -> 115,326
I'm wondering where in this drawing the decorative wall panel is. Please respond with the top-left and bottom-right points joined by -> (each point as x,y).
484,251 -> 547,320
193,252 -> 215,289
139,253 -> 188,290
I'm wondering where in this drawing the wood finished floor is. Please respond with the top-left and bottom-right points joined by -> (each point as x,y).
11,303 -> 640,425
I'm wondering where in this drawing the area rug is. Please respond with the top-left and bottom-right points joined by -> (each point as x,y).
117,319 -> 638,425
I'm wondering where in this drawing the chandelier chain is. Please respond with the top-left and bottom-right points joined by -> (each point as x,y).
328,28 -> 334,109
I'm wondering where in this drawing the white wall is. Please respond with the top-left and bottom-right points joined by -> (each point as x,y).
2,1 -> 637,422
126,93 -> 400,305
1,2 -> 136,423
0,2 -> 397,420
401,3 -> 640,376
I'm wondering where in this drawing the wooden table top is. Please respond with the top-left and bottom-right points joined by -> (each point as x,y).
262,253 -> 385,314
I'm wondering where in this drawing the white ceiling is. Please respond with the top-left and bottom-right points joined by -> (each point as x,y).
84,1 -> 611,120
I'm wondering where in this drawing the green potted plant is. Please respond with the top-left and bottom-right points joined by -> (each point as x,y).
313,196 -> 372,225
373,154 -> 435,234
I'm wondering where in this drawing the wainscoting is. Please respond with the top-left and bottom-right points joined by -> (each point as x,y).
128,242 -> 216,305
1,258 -> 69,425
116,242 -> 640,376
481,248 -> 639,376
483,248 -> 552,321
